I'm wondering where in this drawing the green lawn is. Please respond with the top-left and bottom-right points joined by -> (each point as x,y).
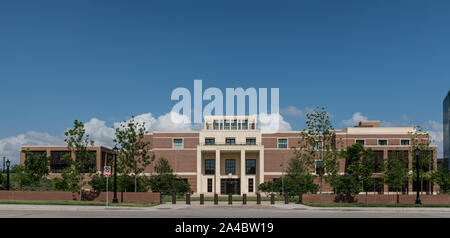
0,200 -> 158,207
302,202 -> 450,207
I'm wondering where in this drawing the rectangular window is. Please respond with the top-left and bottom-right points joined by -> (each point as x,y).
50,151 -> 71,173
231,120 -> 237,130
224,120 -> 230,130
246,159 -> 256,174
205,138 -> 215,145
378,140 -> 388,146
213,120 -> 219,130
207,178 -> 213,193
242,120 -> 248,130
278,138 -> 287,148
246,138 -> 256,145
356,140 -> 365,145
226,138 -> 236,145
401,140 -> 410,146
315,160 -> 324,175
225,159 -> 236,174
173,139 -> 183,149
314,141 -> 323,150
205,159 -> 215,174
248,178 -> 254,192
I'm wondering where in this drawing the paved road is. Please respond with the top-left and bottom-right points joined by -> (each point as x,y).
1,202 -> 450,218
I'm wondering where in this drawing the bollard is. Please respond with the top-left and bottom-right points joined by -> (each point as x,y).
285,193 -> 289,204
257,193 -> 261,205
242,194 -> 247,205
172,192 -> 176,204
270,193 -> 275,204
228,193 -> 232,205
214,193 -> 218,205
186,193 -> 190,205
200,194 -> 204,205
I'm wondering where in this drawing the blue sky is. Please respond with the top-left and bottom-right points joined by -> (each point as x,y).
1,0 -> 449,163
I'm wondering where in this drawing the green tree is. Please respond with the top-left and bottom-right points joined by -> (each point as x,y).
409,126 -> 434,194
63,120 -> 96,200
22,151 -> 50,185
431,165 -> 450,194
297,107 -> 340,194
149,158 -> 190,195
339,143 -> 376,204
385,153 -> 409,203
114,116 -> 154,192
283,155 -> 318,202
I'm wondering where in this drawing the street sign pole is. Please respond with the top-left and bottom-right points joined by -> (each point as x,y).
106,177 -> 109,207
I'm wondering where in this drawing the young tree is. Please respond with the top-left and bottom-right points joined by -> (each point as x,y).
297,107 -> 340,194
63,120 -> 96,200
149,157 -> 190,195
409,126 -> 434,195
22,151 -> 50,185
431,165 -> 450,194
385,153 -> 409,204
340,143 -> 375,204
114,116 -> 154,192
283,154 -> 318,202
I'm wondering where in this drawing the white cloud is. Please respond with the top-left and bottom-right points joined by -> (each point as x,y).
0,131 -> 64,165
342,112 -> 368,126
280,106 -> 304,118
258,113 -> 292,133
422,120 -> 443,158
84,118 -> 116,148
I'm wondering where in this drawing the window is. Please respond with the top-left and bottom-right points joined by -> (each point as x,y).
246,159 -> 256,174
378,140 -> 388,146
246,138 -> 256,145
231,120 -> 237,130
278,138 -> 287,148
213,120 -> 219,130
248,178 -> 254,192
207,178 -> 213,192
315,160 -> 324,175
224,120 -> 230,130
205,159 -> 215,174
226,138 -> 236,145
401,140 -> 410,146
225,159 -> 236,174
314,141 -> 323,150
76,151 -> 97,173
173,139 -> 183,149
205,138 -> 215,145
242,120 -> 248,130
356,140 -> 365,145
50,151 -> 71,173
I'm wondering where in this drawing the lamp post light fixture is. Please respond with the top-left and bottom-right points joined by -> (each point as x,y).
415,147 -> 422,205
6,159 -> 10,191
112,145 -> 119,203
280,162 -> 284,196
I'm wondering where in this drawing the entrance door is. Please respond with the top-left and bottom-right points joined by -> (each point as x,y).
220,179 -> 240,194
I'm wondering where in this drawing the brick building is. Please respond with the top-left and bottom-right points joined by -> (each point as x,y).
20,116 -> 439,195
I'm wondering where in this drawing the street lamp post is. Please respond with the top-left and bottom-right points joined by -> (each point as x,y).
6,159 -> 10,190
280,162 -> 284,196
112,146 -> 119,203
415,147 -> 422,204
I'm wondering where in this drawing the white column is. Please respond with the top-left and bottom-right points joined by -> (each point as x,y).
196,147 -> 202,195
240,149 -> 246,195
215,149 -> 221,195
259,148 -> 264,190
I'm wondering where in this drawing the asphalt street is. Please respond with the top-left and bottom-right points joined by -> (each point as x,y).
1,202 -> 450,218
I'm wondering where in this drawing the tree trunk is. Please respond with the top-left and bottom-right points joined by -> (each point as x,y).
396,191 -> 399,204
134,175 -> 137,192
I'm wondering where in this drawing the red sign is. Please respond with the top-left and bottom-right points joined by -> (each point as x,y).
104,166 -> 111,177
